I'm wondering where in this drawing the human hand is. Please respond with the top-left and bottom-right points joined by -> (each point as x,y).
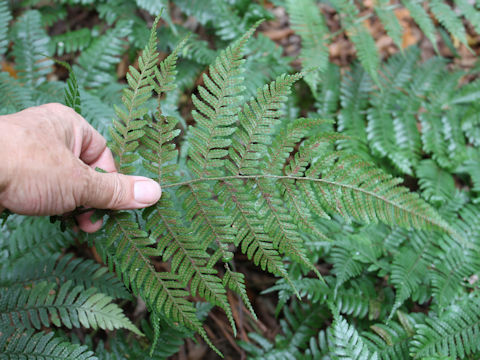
0,103 -> 161,232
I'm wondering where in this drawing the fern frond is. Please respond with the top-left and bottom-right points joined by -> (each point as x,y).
336,62 -> 372,158
11,10 -> 53,86
240,302 -> 326,360
300,152 -> 452,234
364,312 -> 422,360
222,267 -> 257,319
99,212 -> 219,355
0,280 -> 141,334
410,297 -> 480,358
374,0 -> 403,50
315,63 -> 341,118
330,239 -> 364,289
419,71 -> 465,169
217,179 -> 289,280
40,4 -> 67,27
334,0 -> 380,85
75,22 -> 131,89
454,0 -> 480,34
286,0 -> 328,94
431,246 -> 477,308
389,245 -> 428,317
0,0 -> 11,56
0,254 -> 130,299
255,177 -> 317,276
135,0 -> 168,16
242,34 -> 292,97
0,72 -> 34,113
141,115 -> 180,184
366,47 -> 419,174
54,60 -> 82,114
145,193 -> 235,334
417,159 -> 455,205
110,16 -> 160,173
54,28 -> 93,56
140,38 -> 186,184
187,22 -> 259,178
304,329 -> 334,360
430,0 -> 469,48
401,0 -> 438,52
151,36 -> 188,95
331,307 -> 378,359
0,217 -> 74,261
0,329 -> 96,360
227,73 -> 302,176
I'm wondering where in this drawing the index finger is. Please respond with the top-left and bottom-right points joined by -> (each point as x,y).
78,121 -> 117,173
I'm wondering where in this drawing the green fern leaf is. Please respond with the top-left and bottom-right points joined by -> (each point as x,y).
0,72 -> 34,113
334,0 -> 380,85
216,178 -> 290,280
0,329 -> 96,360
301,152 -> 453,234
389,245 -> 428,317
0,216 -> 74,261
150,36 -> 189,95
145,193 -> 236,334
255,177 -> 317,276
430,247 -> 476,308
286,0 -> 329,94
401,0 -> 438,52
454,0 -> 480,34
75,22 -> 131,89
54,60 -> 82,114
187,23 -> 259,178
110,16 -> 160,173
330,239 -> 365,289
366,47 -> 420,174
0,0 -> 11,56
315,63 -> 341,118
135,0 -> 168,16
331,307 -> 379,359
140,38 -> 186,184
0,281 -> 141,334
374,0 -> 404,50
364,312 -> 423,360
54,28 -> 93,56
430,0 -> 469,48
0,254 -> 130,300
417,159 -> 455,205
222,267 -> 257,319
336,62 -> 372,158
228,73 -> 302,176
99,212 -> 220,355
11,10 -> 53,86
410,297 -> 480,358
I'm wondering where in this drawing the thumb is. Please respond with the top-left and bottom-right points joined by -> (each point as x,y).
80,169 -> 161,210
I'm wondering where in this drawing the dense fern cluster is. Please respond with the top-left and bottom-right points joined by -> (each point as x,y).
2,0 -> 480,359
284,0 -> 480,87
239,3 -> 480,359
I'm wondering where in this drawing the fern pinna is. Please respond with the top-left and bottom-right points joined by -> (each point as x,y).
79,16 -> 454,355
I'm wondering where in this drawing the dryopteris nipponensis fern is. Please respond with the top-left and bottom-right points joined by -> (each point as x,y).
82,15 -> 454,355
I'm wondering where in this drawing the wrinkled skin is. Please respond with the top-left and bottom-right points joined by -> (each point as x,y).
0,103 -> 161,232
